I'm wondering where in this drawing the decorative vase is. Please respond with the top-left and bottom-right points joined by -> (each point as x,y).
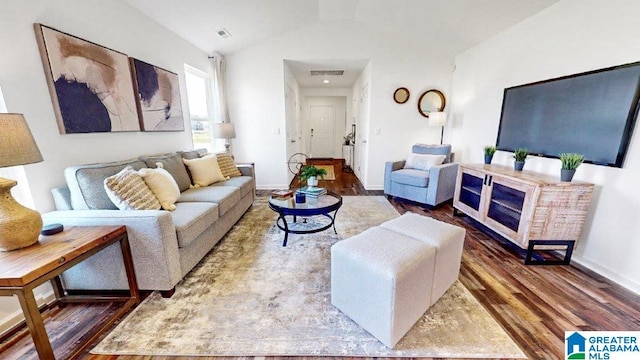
307,176 -> 318,188
514,161 -> 525,171
484,154 -> 493,164
561,169 -> 576,182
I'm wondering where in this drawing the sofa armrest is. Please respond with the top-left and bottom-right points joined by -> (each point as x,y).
236,162 -> 255,178
42,210 -> 181,291
426,163 -> 459,206
51,185 -> 73,210
384,160 -> 405,194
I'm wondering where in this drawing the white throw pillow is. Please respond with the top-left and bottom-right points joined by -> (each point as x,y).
138,167 -> 181,211
182,154 -> 226,187
104,166 -> 161,210
404,153 -> 447,171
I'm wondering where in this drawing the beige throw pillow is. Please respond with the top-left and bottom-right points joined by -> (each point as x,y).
104,166 -> 161,210
215,153 -> 242,178
404,153 -> 447,171
182,155 -> 226,187
138,167 -> 181,211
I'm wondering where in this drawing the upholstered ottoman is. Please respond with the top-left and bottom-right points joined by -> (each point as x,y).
380,212 -> 466,304
331,227 -> 436,348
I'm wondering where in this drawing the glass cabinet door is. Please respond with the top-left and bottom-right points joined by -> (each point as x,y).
458,172 -> 484,211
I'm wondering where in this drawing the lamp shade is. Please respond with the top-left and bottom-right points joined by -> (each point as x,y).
212,122 -> 236,139
0,113 -> 43,168
427,111 -> 447,127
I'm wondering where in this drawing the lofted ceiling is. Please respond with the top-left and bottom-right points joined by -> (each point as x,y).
123,0 -> 559,87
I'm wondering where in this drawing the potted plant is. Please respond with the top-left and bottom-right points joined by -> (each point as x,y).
559,153 -> 584,182
513,148 -> 528,171
484,145 -> 496,164
300,165 -> 327,188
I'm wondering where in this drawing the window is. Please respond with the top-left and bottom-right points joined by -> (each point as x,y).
0,85 -> 36,208
184,65 -> 223,153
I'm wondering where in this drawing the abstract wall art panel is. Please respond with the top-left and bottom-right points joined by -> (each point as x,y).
34,24 -> 140,134
130,58 -> 184,132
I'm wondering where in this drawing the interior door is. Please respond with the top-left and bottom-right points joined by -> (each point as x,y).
309,105 -> 335,158
285,85 -> 297,182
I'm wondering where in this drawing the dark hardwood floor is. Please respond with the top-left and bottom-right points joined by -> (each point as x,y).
1,158 -> 638,360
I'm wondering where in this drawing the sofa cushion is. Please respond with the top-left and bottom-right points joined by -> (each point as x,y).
170,202 -> 219,248
138,167 -> 181,211
178,186 -> 241,216
103,166 -> 161,210
210,176 -> 254,197
216,153 -> 242,178
139,153 -> 191,192
178,148 -> 208,160
65,158 -> 147,210
182,155 -> 226,187
391,169 -> 430,187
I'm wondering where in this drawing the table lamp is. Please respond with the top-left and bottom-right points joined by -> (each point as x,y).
0,113 -> 44,251
212,122 -> 236,153
428,111 -> 447,145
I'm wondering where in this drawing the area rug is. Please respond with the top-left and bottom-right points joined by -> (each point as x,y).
92,196 -> 525,358
315,164 -> 336,180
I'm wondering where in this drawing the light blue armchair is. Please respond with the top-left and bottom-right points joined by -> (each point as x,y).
384,144 -> 458,206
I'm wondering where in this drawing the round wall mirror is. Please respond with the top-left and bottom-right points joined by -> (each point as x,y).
393,87 -> 410,104
417,89 -> 446,117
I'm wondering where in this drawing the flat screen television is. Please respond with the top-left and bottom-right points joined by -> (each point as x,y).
496,62 -> 640,167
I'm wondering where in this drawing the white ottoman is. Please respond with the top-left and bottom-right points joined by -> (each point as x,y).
331,226 -> 436,348
380,212 -> 465,304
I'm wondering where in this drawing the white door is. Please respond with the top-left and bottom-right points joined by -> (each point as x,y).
285,85 -> 297,182
309,105 -> 335,158
355,86 -> 369,178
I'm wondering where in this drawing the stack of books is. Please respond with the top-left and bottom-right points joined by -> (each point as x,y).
297,186 -> 327,198
271,189 -> 293,199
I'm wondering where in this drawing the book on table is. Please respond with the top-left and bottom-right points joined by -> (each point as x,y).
297,186 -> 327,197
271,189 -> 293,199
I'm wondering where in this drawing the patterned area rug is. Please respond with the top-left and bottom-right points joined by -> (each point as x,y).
315,165 -> 336,180
92,196 -> 525,358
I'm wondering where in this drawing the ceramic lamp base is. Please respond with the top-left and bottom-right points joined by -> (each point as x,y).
0,177 -> 42,251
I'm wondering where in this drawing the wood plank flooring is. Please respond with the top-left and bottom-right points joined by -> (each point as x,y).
1,159 -> 638,360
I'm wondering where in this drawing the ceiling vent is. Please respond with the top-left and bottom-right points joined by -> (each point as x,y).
216,28 -> 232,38
310,70 -> 344,76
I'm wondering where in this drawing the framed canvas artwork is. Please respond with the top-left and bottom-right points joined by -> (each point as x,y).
34,24 -> 140,133
130,58 -> 184,132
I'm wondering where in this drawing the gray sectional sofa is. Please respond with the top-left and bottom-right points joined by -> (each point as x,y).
43,149 -> 255,297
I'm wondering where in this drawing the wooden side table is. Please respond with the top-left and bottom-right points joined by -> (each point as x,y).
0,226 -> 139,360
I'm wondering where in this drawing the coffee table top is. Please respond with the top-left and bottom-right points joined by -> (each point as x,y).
268,191 -> 342,216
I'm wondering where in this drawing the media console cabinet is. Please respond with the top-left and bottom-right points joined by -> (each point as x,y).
453,164 -> 594,264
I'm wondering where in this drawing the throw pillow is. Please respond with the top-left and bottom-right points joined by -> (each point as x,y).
138,167 -> 181,211
215,153 -> 242,178
404,153 -> 447,171
139,153 -> 191,192
182,155 -> 226,187
103,166 -> 161,210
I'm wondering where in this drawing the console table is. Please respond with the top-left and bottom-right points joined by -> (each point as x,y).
0,226 -> 139,359
453,164 -> 594,264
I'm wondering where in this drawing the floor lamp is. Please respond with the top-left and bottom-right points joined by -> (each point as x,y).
212,123 -> 236,153
0,113 -> 44,251
428,111 -> 447,145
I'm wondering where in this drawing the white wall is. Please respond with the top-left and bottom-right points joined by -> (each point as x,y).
0,0 -> 213,332
226,21 -> 453,189
449,0 -> 640,294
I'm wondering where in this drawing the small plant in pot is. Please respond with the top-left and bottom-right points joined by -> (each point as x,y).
300,165 -> 327,188
559,153 -> 584,182
484,145 -> 496,164
513,148 -> 528,171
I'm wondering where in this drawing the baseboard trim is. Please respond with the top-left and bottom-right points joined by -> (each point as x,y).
364,185 -> 384,191
256,184 -> 290,190
569,254 -> 640,295
0,290 -> 55,338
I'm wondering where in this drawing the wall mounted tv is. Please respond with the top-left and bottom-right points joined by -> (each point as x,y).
496,61 -> 640,167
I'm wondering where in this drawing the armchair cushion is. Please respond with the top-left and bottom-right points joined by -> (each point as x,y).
412,144 -> 452,163
391,169 -> 430,187
404,153 -> 446,171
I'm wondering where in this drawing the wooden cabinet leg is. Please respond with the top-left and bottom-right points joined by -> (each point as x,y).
16,290 -> 55,360
51,276 -> 67,308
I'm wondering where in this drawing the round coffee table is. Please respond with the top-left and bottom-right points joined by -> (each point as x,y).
268,191 -> 342,246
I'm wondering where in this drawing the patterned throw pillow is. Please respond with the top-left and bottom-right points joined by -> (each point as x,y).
404,153 -> 447,171
215,153 -> 242,178
104,166 -> 161,210
182,155 -> 226,187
